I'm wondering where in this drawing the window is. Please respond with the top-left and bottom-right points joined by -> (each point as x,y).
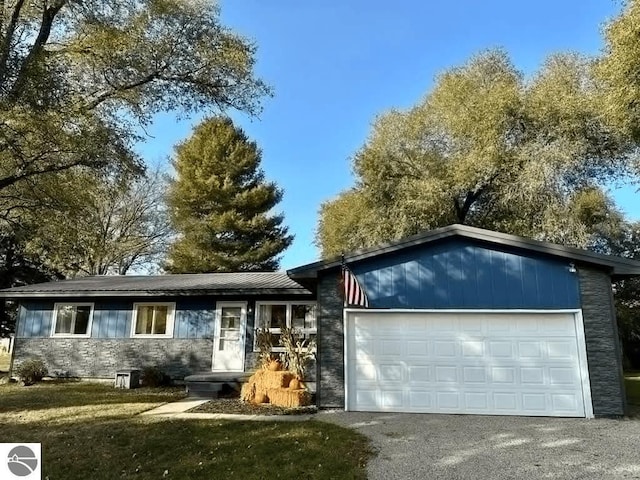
51,303 -> 93,337
131,303 -> 175,337
255,302 -> 316,351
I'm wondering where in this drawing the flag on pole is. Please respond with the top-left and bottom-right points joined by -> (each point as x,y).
342,257 -> 369,308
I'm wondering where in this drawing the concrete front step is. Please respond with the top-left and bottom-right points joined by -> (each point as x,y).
184,371 -> 252,398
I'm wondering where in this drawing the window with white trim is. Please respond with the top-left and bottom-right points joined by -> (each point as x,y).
255,302 -> 316,351
51,303 -> 93,337
131,303 -> 175,337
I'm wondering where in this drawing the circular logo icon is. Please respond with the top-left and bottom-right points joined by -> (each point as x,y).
7,445 -> 38,477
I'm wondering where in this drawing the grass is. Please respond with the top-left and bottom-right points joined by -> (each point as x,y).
0,351 -> 10,372
625,371 -> 640,416
0,382 -> 371,479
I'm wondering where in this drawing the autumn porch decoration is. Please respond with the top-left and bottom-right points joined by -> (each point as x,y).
241,327 -> 315,407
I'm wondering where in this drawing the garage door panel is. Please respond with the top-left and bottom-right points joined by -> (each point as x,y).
494,392 -> 518,411
409,391 -> 433,408
547,341 -> 578,359
434,341 -> 456,357
436,391 -> 460,409
521,367 -> 545,385
464,392 -> 489,409
551,393 -> 581,411
491,366 -> 516,384
489,341 -> 514,358
462,340 -> 484,357
407,340 -> 429,356
518,341 -> 543,358
408,365 -> 431,382
434,366 -> 458,383
522,393 -> 547,411
346,311 -> 588,417
380,339 -> 402,355
432,317 -> 458,332
549,367 -> 580,386
486,317 -> 512,333
378,364 -> 403,382
355,389 -> 377,408
538,316 -> 576,334
463,366 -> 487,383
459,317 -> 484,333
354,363 -> 376,382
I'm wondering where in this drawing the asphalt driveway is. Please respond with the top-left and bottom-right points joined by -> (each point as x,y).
318,411 -> 640,479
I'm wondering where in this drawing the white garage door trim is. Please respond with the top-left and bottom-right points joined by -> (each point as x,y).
343,309 -> 593,418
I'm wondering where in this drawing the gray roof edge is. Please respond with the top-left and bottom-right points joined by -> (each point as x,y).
0,287 -> 313,299
288,224 -> 640,276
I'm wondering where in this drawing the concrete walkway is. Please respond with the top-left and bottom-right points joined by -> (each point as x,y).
140,397 -> 208,416
140,397 -> 314,422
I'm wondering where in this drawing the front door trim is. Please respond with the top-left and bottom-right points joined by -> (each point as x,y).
212,301 -> 247,372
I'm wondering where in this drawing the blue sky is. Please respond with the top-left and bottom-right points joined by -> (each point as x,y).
136,0 -> 638,270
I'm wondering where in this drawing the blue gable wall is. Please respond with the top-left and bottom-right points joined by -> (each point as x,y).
350,238 -> 580,309
17,298 -> 216,339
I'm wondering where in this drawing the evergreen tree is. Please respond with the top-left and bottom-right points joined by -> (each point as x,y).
166,117 -> 293,272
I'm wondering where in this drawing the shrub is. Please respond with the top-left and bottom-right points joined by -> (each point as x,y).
140,366 -> 171,387
15,359 -> 48,385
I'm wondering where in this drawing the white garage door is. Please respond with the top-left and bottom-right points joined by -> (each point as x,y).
345,311 -> 591,417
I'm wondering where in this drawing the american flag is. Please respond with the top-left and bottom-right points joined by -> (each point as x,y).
342,266 -> 369,308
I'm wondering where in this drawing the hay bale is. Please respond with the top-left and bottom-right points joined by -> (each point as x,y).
240,381 -> 256,403
266,388 -> 311,408
260,370 -> 294,389
242,370 -> 296,404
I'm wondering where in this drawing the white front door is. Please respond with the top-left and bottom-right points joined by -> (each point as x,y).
212,302 -> 247,371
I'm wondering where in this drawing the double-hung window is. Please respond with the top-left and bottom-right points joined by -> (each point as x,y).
255,302 -> 316,351
51,303 -> 93,337
131,303 -> 175,337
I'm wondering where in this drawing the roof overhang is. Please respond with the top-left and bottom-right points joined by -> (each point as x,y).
0,288 -> 313,299
288,224 -> 640,280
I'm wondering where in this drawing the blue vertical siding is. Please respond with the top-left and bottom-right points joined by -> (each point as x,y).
17,297 -> 216,339
92,301 -> 132,338
351,239 -> 580,309
174,299 -> 214,339
16,301 -> 54,337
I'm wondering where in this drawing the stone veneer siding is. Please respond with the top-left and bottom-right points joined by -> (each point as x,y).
12,338 -> 213,379
578,267 -> 626,416
316,271 -> 345,408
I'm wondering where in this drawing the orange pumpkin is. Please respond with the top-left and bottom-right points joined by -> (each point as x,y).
289,377 -> 301,390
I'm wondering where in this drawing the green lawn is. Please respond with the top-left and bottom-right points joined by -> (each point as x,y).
625,371 -> 640,416
0,382 -> 371,480
0,351 -> 10,372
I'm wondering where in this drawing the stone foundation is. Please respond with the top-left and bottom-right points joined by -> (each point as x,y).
12,338 -> 213,379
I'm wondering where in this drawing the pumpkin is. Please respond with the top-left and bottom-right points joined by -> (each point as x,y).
289,377 -> 301,390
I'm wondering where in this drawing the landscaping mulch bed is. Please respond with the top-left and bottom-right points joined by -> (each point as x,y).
188,398 -> 318,416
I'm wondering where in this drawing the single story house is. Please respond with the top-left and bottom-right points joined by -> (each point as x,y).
2,224 -> 640,418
